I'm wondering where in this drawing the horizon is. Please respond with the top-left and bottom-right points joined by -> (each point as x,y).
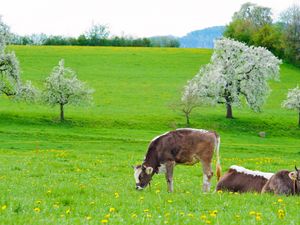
1,0 -> 299,38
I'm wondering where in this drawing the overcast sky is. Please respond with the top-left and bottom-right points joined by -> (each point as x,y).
1,0 -> 299,37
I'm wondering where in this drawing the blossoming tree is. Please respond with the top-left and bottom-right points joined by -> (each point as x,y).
182,38 -> 282,119
282,86 -> 300,127
0,16 -> 37,102
43,59 -> 93,121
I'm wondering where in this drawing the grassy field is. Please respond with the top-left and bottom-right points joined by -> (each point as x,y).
0,46 -> 299,224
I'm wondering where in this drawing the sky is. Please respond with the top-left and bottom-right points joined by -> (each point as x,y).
1,0 -> 299,37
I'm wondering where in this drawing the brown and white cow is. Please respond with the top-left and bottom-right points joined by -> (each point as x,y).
133,128 -> 221,192
261,166 -> 300,195
216,165 -> 274,193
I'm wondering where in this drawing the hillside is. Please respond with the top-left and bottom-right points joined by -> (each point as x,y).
180,26 -> 225,48
0,46 -> 299,224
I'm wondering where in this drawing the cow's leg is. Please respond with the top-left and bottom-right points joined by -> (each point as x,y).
165,161 -> 175,192
201,160 -> 213,192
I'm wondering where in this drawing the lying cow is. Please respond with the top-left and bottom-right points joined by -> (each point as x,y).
133,128 -> 221,192
262,166 -> 300,195
216,165 -> 274,193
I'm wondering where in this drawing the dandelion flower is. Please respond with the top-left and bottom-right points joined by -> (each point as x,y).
205,220 -> 211,224
34,207 -> 40,213
278,198 -> 283,203
86,216 -> 92,220
188,213 -> 194,218
278,209 -> 285,219
66,208 -> 71,214
105,214 -> 110,219
256,215 -> 262,221
109,207 -> 115,213
1,205 -> 7,210
155,189 -> 160,194
101,219 -> 108,224
167,200 -> 173,203
139,196 -> 144,201
114,192 -> 119,198
249,211 -> 256,216
201,215 -> 207,220
131,213 -> 137,218
217,190 -> 223,194
143,209 -> 149,213
146,213 -> 152,218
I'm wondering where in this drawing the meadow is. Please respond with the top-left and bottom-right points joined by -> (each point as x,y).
0,46 -> 299,224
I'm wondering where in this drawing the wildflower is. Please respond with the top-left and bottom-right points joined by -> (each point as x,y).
165,212 -> 170,217
1,205 -> 7,210
139,196 -> 144,201
53,203 -> 59,209
155,189 -> 160,194
105,214 -> 110,219
47,190 -> 52,194
217,190 -> 223,194
209,210 -> 217,217
114,192 -> 119,198
143,209 -> 149,213
66,208 -> 71,214
90,201 -> 95,205
205,220 -> 211,224
109,207 -> 115,213
278,209 -> 285,219
34,207 -> 40,213
101,219 -> 108,224
187,213 -> 194,218
278,198 -> 283,203
249,211 -> 256,216
35,200 -> 42,204
256,215 -> 262,221
131,213 -> 137,218
86,216 -> 92,220
146,213 -> 152,218
200,215 -> 207,220
167,199 -> 173,203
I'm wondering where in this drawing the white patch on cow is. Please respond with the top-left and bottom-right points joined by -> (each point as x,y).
176,128 -> 208,133
151,131 -> 170,142
134,167 -> 142,183
230,165 -> 274,180
158,164 -> 166,173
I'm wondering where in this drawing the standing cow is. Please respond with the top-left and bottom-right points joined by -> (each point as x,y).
262,166 -> 300,195
133,128 -> 221,192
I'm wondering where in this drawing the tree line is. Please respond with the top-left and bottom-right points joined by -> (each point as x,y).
224,2 -> 300,67
10,24 -> 180,48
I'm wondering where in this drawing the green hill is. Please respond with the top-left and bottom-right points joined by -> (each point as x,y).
0,46 -> 299,224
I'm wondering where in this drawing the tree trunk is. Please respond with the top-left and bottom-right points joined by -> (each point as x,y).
226,103 -> 233,119
60,103 -> 64,121
185,112 -> 190,127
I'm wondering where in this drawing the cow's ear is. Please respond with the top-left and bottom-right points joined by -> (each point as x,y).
289,171 -> 297,180
145,167 -> 153,175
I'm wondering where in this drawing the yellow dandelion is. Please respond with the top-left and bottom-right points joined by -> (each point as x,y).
256,215 -> 262,221
105,214 -> 110,219
217,190 -> 223,194
146,213 -> 152,218
167,199 -> 173,203
201,214 -> 207,220
155,189 -> 160,194
187,213 -> 194,218
86,216 -> 92,220
143,209 -> 149,213
249,211 -> 256,216
139,196 -> 144,201
278,209 -> 285,219
101,219 -> 108,224
66,208 -> 71,214
109,207 -> 115,213
114,192 -> 119,198
131,213 -> 137,218
34,207 -> 40,213
47,190 -> 52,194
90,201 -> 95,205
1,205 -> 7,210
165,212 -> 170,217
205,220 -> 211,224
278,198 -> 283,203
53,204 -> 59,209
235,214 -> 240,219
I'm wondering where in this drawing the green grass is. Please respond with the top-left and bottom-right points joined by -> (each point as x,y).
0,45 -> 300,224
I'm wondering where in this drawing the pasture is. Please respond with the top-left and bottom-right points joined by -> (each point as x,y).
0,46 -> 299,224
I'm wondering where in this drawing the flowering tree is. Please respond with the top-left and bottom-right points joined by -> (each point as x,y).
182,38 -> 282,119
43,59 -> 93,121
282,86 -> 300,127
0,16 -> 37,101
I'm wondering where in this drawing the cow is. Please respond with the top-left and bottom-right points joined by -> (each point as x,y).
216,165 -> 274,193
261,166 -> 300,195
133,128 -> 221,192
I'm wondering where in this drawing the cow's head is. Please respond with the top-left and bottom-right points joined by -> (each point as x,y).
133,164 -> 154,190
289,166 -> 300,182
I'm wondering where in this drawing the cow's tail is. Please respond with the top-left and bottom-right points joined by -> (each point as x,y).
215,134 -> 221,181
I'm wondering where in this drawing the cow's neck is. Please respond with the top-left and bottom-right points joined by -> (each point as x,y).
143,145 -> 159,171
